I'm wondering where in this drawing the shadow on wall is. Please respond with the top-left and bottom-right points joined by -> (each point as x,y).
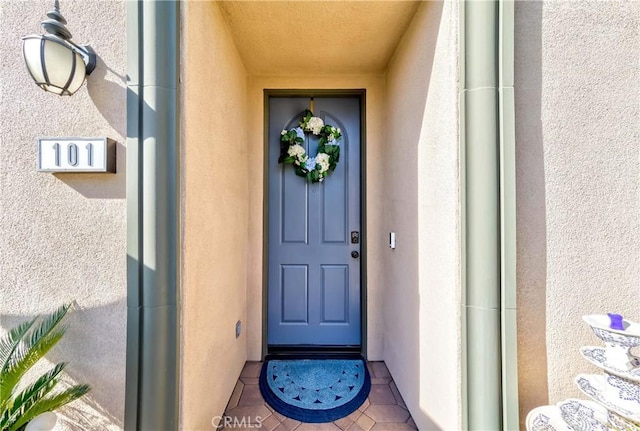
514,1 -> 548,428
1,300 -> 127,430
87,55 -> 127,138
382,1 -> 446,429
53,140 -> 126,200
54,55 -> 127,200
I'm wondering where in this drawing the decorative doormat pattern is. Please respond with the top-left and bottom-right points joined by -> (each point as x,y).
259,358 -> 371,423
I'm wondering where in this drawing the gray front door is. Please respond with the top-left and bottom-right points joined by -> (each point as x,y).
267,96 -> 361,346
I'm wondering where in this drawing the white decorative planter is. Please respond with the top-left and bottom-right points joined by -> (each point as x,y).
25,412 -> 57,431
527,314 -> 640,431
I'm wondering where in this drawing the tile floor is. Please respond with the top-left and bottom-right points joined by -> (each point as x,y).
221,361 -> 417,431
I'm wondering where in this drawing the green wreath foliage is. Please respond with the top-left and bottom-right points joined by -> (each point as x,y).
278,110 -> 341,183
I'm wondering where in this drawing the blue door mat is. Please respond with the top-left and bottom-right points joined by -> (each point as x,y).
259,357 -> 371,423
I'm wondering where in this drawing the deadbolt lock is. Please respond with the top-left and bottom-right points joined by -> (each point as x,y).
351,231 -> 360,244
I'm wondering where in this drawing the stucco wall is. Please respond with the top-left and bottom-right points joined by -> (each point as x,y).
0,0 -> 127,429
245,75 -> 386,362
383,2 -> 460,430
180,2 -> 249,429
516,0 -> 640,423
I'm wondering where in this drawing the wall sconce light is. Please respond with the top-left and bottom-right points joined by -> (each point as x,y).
22,0 -> 96,96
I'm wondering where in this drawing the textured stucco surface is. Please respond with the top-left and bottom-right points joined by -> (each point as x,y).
188,1 -> 462,428
180,2 -> 249,429
185,1 -> 451,426
6,1 -> 635,429
516,0 -> 640,424
0,1 -> 127,429
217,1 -> 421,75
383,2 -> 460,430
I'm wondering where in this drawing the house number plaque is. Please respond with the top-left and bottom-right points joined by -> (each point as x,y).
37,137 -> 116,173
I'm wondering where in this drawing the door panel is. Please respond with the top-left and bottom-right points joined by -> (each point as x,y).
281,265 -> 309,323
321,265 -> 349,323
281,178 -> 308,244
267,96 -> 361,346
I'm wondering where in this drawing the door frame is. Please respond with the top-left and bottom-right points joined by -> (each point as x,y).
261,89 -> 368,359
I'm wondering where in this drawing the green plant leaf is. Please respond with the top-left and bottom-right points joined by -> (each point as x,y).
0,319 -> 36,377
0,332 -> 64,417
1,363 -> 65,430
8,384 -> 90,431
0,305 -> 70,414
0,304 -> 88,431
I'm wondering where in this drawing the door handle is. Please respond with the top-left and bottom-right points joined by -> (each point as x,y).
351,251 -> 360,259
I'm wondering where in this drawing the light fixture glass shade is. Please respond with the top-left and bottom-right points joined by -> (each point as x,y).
23,35 -> 87,96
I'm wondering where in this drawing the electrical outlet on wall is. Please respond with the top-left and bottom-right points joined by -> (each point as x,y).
235,320 -> 241,339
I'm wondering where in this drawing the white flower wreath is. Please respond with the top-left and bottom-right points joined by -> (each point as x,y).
279,110 -> 341,183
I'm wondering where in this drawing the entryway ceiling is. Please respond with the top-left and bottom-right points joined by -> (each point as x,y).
217,1 -> 422,75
